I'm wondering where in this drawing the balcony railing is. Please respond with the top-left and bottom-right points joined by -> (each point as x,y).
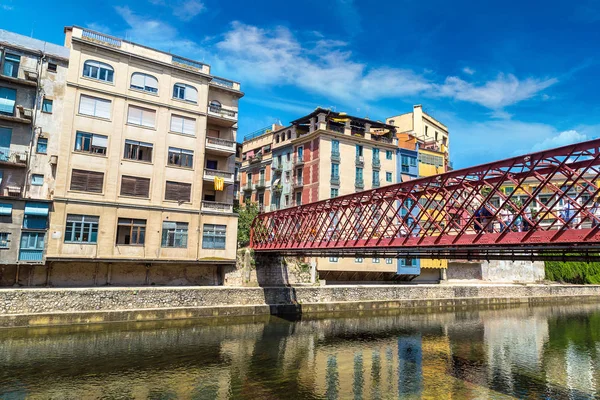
172,55 -> 205,71
273,184 -> 283,193
0,150 -> 28,166
355,179 -> 364,189
372,135 -> 393,144
248,154 -> 262,164
327,123 -> 345,134
372,180 -> 380,188
211,77 -> 235,89
292,177 -> 304,188
256,178 -> 266,189
373,158 -> 381,169
208,105 -> 237,119
18,249 -> 43,262
243,182 -> 253,191
272,162 -> 283,173
201,201 -> 233,213
206,136 -> 236,153
331,151 -> 340,162
355,155 -> 364,166
331,175 -> 340,185
204,168 -> 234,181
293,155 -> 305,166
82,29 -> 122,47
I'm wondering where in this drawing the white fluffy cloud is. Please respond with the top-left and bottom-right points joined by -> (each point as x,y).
532,130 -> 587,152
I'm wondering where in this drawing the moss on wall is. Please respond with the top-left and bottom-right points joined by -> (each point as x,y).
545,259 -> 600,284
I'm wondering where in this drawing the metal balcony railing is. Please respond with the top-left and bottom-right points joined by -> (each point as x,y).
208,105 -> 237,119
293,155 -> 304,166
355,179 -> 364,189
372,180 -> 380,188
272,162 -> 283,173
373,158 -> 381,169
292,177 -> 304,188
331,151 -> 340,162
243,182 -> 253,191
330,175 -> 340,185
355,155 -> 364,166
248,154 -> 262,164
256,178 -> 266,189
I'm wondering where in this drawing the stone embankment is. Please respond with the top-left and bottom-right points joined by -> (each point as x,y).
1,284 -> 600,328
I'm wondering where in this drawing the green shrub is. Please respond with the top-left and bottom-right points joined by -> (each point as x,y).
545,258 -> 600,284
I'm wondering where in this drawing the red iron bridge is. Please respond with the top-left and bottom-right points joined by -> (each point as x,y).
250,139 -> 600,262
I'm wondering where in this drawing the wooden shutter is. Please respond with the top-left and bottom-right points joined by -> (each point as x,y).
165,181 -> 191,202
120,175 -> 150,197
70,169 -> 104,193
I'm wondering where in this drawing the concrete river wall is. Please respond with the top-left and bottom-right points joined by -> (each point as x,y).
1,284 -> 600,328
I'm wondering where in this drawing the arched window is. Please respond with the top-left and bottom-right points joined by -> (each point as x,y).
173,83 -> 198,103
287,130 -> 291,140
83,60 -> 114,82
130,72 -> 158,93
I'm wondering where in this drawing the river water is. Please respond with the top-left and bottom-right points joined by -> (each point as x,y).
1,303 -> 600,399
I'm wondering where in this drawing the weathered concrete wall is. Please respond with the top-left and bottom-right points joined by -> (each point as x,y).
447,261 -> 483,280
447,260 -> 545,283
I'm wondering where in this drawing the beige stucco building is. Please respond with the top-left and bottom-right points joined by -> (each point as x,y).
43,27 -> 242,286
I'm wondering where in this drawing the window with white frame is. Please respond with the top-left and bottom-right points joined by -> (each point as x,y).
82,60 -> 114,82
75,131 -> 108,155
161,221 -> 188,248
168,147 -> 194,168
127,105 -> 156,128
64,214 -> 99,244
386,258 -> 393,264
329,256 -> 338,262
130,72 -> 158,93
79,95 -> 111,119
173,83 -> 198,103
170,114 -> 196,135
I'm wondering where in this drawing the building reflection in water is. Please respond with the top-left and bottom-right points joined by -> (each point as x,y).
0,303 -> 599,399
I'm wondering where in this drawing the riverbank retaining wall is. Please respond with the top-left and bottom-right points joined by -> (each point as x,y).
1,284 -> 600,328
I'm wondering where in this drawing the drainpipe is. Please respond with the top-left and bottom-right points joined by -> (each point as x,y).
23,51 -> 45,199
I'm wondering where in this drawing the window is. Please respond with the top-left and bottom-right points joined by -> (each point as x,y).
127,105 -> 156,128
124,140 -> 153,162
22,202 -> 49,229
386,150 -> 393,160
165,181 -> 191,202
0,232 -> 9,248
82,60 -> 114,82
19,232 -> 45,260
116,218 -> 146,245
161,222 -> 188,248
47,62 -> 57,73
410,157 -> 417,167
284,195 -> 289,206
373,148 -> 379,161
356,167 -> 363,181
275,134 -> 280,144
331,188 -> 339,198
287,152 -> 291,162
170,115 -> 196,135
355,257 -> 363,263
130,72 -> 158,93
386,258 -> 393,264
329,257 -> 338,262
31,174 -> 43,186
287,131 -> 291,140
418,153 -> 444,167
285,171 -> 290,183
168,147 -> 194,168
203,224 -> 226,249
372,171 -> 379,184
331,163 -> 339,178
295,192 -> 302,206
36,138 -> 48,154
373,258 -> 380,263
332,140 -> 340,154
2,53 -> 20,78
356,145 -> 363,157
386,172 -> 392,182
70,169 -> 104,193
79,95 -> 111,119
64,214 -> 99,244
0,87 -> 16,115
173,83 -> 198,103
42,98 -> 53,113
120,175 -> 150,198
74,131 -> 108,155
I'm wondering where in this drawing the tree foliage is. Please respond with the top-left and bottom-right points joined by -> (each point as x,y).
236,202 -> 259,248
545,258 -> 600,284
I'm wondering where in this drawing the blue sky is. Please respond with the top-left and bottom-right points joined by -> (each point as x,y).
1,0 -> 598,168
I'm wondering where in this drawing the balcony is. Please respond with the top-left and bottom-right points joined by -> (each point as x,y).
18,249 -> 44,262
82,29 -> 122,48
272,162 -> 283,174
372,180 -> 380,188
331,151 -> 340,162
372,158 -> 381,169
203,168 -> 234,185
205,136 -> 236,155
201,201 -> 234,214
355,155 -> 364,167
292,177 -> 304,189
273,184 -> 283,193
331,175 -> 340,186
355,179 -> 364,190
255,178 -> 267,190
248,154 -> 262,165
210,76 -> 241,91
372,135 -> 393,144
0,149 -> 28,167
242,182 -> 253,192
207,105 -> 238,126
0,106 -> 33,124
293,155 -> 305,166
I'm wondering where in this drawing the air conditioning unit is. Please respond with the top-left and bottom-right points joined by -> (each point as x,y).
22,108 -> 33,120
17,153 -> 27,163
24,69 -> 38,82
49,155 -> 58,165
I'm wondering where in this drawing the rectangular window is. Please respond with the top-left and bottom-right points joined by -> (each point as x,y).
329,257 -> 338,262
42,98 -> 53,113
287,152 -> 291,162
120,175 -> 150,198
64,214 -> 99,243
47,62 -> 57,73
331,188 -> 339,198
386,172 -> 392,182
127,105 -> 155,128
0,232 -> 9,248
116,218 -> 146,245
165,181 -> 191,202
386,150 -> 393,160
331,163 -> 339,178
2,53 -> 20,78
36,138 -> 48,154
74,131 -> 108,155
355,257 -> 363,263
70,169 -> 104,193
356,167 -> 363,180
295,192 -> 302,206
19,232 -> 45,261
79,95 -> 111,119
168,147 -> 194,168
31,174 -> 43,186
356,145 -> 363,157
332,140 -> 339,154
161,221 -> 188,248
0,87 -> 17,115
372,258 -> 380,263
202,224 -> 226,249
372,171 -> 379,184
386,258 -> 393,264
373,148 -> 379,161
170,114 -> 196,135
410,157 -> 417,167
124,140 -> 153,162
206,159 -> 218,170
285,171 -> 290,183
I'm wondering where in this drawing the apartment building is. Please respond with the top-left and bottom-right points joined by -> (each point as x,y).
0,30 -> 69,283
42,27 -> 242,286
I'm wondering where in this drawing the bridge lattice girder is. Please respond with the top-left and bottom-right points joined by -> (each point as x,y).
250,139 -> 600,261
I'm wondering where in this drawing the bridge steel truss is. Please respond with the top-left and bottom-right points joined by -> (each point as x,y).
250,139 -> 600,261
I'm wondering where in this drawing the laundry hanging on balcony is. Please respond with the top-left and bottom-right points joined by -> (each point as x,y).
214,176 -> 224,191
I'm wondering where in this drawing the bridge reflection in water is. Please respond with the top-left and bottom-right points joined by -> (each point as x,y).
0,304 -> 600,399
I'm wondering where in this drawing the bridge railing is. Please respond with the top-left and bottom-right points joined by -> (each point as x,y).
250,138 -> 600,260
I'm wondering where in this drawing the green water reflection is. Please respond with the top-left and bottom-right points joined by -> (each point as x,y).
1,303 -> 600,399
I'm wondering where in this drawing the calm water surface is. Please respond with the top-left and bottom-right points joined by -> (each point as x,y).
1,303 -> 600,399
